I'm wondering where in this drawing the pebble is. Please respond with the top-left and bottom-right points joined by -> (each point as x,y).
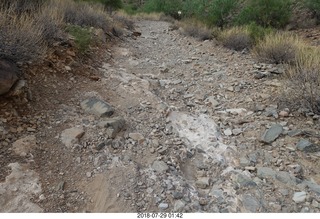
158,203 -> 169,210
196,177 -> 210,189
86,172 -> 92,178
224,128 -> 232,136
292,191 -> 307,203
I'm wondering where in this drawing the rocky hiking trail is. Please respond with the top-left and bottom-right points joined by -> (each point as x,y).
1,20 -> 320,213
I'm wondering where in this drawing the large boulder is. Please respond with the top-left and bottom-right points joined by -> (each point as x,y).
0,59 -> 19,95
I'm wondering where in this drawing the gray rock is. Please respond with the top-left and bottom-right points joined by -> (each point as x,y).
275,171 -> 297,185
264,107 -> 278,118
288,130 -> 303,137
0,59 -> 19,95
296,139 -> 320,153
129,133 -> 145,143
257,167 -> 276,179
172,191 -> 183,199
81,97 -> 114,117
224,128 -> 232,136
303,181 -> 320,194
261,124 -> 283,143
205,96 -> 219,107
60,127 -> 85,148
158,203 -> 169,210
292,191 -> 307,203
232,128 -> 242,136
239,157 -> 250,167
241,194 -> 260,212
296,139 -> 312,151
152,160 -> 169,173
98,117 -> 125,138
173,200 -> 185,212
236,174 -> 257,188
210,189 -> 224,203
12,135 -> 37,156
196,177 -> 210,189
279,189 -> 289,196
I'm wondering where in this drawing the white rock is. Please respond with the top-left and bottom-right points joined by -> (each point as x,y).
293,191 -> 307,203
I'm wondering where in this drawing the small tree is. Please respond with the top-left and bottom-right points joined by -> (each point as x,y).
207,0 -> 238,29
236,0 -> 293,28
304,0 -> 320,23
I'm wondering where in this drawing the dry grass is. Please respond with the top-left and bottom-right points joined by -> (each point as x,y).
179,19 -> 213,41
132,12 -> 165,21
283,46 -> 320,113
219,26 -> 252,51
61,0 -> 111,32
253,32 -> 303,64
0,6 -> 46,62
35,0 -> 66,45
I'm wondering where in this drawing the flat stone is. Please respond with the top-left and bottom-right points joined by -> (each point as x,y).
158,203 -> 169,210
261,124 -> 283,144
226,108 -> 247,115
81,97 -> 114,117
196,177 -> 210,189
205,96 -> 219,107
275,171 -> 297,185
224,128 -> 232,136
241,194 -> 260,212
98,117 -> 125,138
173,191 -> 184,199
296,139 -> 312,151
12,135 -> 36,156
232,128 -> 242,136
239,157 -> 250,167
173,200 -> 185,212
60,127 -> 85,148
257,167 -> 276,179
236,174 -> 257,188
129,133 -> 145,143
292,191 -> 307,203
295,139 -> 320,153
303,181 -> 320,194
152,160 -> 169,173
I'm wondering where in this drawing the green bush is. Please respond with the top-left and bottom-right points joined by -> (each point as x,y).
181,0 -> 204,18
206,0 -> 238,28
246,22 -> 274,43
66,25 -> 92,53
304,0 -> 320,22
236,0 -> 293,28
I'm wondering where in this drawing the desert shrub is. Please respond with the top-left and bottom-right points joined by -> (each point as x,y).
245,22 -> 274,43
236,0 -> 293,28
0,7 -> 46,62
284,47 -> 320,113
35,0 -> 66,45
304,0 -> 320,22
0,0 -> 47,14
206,0 -> 238,28
64,0 -> 111,31
113,14 -> 135,31
253,32 -> 301,64
180,19 -> 213,41
181,0 -> 204,18
65,25 -> 92,53
220,27 -> 252,51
